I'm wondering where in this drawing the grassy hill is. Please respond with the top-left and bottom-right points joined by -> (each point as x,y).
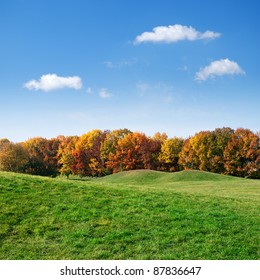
0,170 -> 259,259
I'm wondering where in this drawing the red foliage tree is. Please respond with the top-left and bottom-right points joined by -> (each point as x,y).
23,137 -> 61,176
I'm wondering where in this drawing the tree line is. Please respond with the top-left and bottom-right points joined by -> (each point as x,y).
0,127 -> 259,179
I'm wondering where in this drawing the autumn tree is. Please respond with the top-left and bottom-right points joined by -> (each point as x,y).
224,128 -> 260,178
72,129 -> 108,176
179,127 -> 234,173
0,139 -> 29,172
207,127 -> 234,173
106,132 -> 154,173
1,127 -> 259,178
23,137 -> 61,176
100,128 -> 132,174
0,138 -> 11,148
57,136 -> 78,177
150,132 -> 168,170
158,137 -> 184,171
179,133 -> 204,171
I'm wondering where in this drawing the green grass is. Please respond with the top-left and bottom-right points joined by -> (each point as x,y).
0,170 -> 259,260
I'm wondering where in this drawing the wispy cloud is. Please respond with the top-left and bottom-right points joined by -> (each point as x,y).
99,88 -> 111,99
135,24 -> 220,44
103,58 -> 138,69
24,74 -> 82,91
136,81 -> 174,103
179,65 -> 189,72
136,82 -> 150,93
195,58 -> 245,81
104,61 -> 114,68
86,87 -> 92,94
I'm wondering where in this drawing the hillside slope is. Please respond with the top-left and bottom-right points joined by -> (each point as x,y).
0,170 -> 259,260
98,169 -> 240,183
98,169 -> 260,201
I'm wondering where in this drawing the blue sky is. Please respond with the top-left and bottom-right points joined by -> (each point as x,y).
0,0 -> 259,142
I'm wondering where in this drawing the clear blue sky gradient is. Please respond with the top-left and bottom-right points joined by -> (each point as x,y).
1,0 -> 259,142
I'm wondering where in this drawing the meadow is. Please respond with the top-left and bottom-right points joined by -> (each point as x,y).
0,170 -> 259,259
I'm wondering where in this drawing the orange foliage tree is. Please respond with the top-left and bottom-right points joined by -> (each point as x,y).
179,128 -> 234,173
57,136 -> 78,177
0,139 -> 29,172
100,128 -> 132,174
72,129 -> 108,176
106,132 -> 155,173
224,128 -> 260,178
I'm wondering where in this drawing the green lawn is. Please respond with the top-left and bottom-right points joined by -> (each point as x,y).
0,170 -> 259,259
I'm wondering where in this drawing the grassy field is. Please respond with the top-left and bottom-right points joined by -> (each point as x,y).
0,169 -> 259,260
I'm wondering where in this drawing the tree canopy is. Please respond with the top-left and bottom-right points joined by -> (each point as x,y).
1,127 -> 259,179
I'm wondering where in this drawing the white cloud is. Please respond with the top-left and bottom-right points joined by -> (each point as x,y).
195,58 -> 245,81
99,88 -> 111,99
135,24 -> 220,44
24,74 -> 82,92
